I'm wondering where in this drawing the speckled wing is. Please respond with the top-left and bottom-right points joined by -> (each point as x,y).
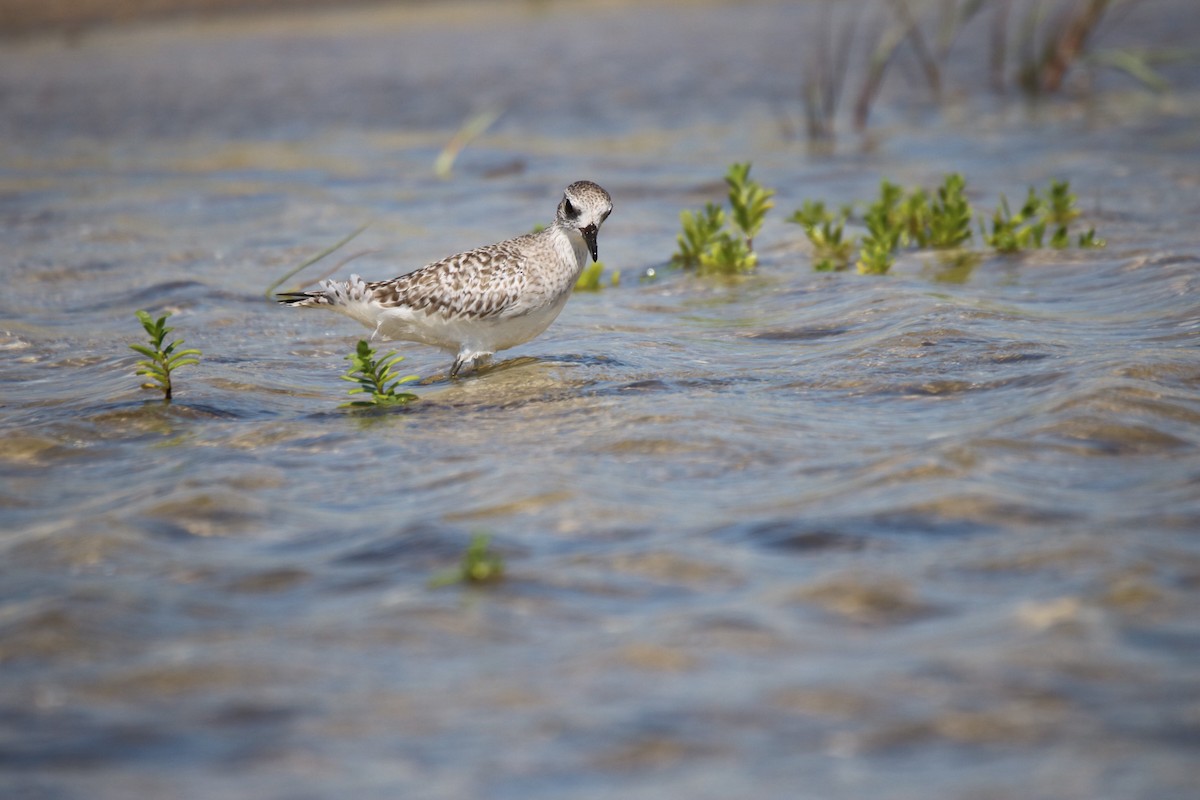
366,236 -> 535,319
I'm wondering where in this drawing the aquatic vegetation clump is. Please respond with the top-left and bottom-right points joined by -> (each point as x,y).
983,179 -> 1103,253
789,175 -> 976,275
341,340 -> 418,408
130,310 -> 201,402
792,174 -> 1104,274
430,534 -> 505,587
672,162 -> 774,276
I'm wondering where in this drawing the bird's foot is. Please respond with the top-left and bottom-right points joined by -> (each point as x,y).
450,352 -> 494,378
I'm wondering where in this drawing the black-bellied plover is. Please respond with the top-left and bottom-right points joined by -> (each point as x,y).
279,181 -> 613,376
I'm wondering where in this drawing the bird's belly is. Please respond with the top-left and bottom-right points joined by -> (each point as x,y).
372,294 -> 569,354
486,302 -> 567,351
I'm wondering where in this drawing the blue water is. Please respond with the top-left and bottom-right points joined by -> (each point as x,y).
2,2 -> 1199,798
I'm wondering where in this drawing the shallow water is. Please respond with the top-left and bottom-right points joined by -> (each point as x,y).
2,2 -> 1200,798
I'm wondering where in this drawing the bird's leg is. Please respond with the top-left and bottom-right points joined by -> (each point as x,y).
450,351 -> 493,378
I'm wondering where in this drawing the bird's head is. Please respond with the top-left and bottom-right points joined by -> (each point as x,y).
557,180 -> 613,262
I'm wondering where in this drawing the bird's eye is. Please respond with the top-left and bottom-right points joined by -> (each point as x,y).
563,199 -> 578,218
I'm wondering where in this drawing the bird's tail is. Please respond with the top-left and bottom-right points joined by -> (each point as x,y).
275,290 -> 327,307
276,274 -> 373,308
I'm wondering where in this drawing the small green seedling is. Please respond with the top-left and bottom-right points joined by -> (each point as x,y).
341,340 -> 418,408
130,310 -> 201,402
429,534 -> 506,588
574,260 -> 620,292
788,200 -> 854,271
1078,228 -> 1106,249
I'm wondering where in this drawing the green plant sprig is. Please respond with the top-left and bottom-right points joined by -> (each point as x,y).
982,188 -> 1046,253
429,534 -> 506,588
130,310 -> 201,402
341,340 -> 418,408
671,163 -> 774,276
856,179 -> 906,274
699,231 -> 757,275
1044,179 -> 1081,248
574,260 -> 620,292
899,188 -> 932,249
726,161 -> 775,251
673,202 -> 727,269
787,201 -> 854,272
928,173 -> 973,249
1077,228 -> 1106,249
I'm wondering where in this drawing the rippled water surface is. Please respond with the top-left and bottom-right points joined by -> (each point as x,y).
2,2 -> 1199,798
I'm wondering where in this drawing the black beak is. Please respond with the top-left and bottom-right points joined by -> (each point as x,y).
581,224 -> 599,262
